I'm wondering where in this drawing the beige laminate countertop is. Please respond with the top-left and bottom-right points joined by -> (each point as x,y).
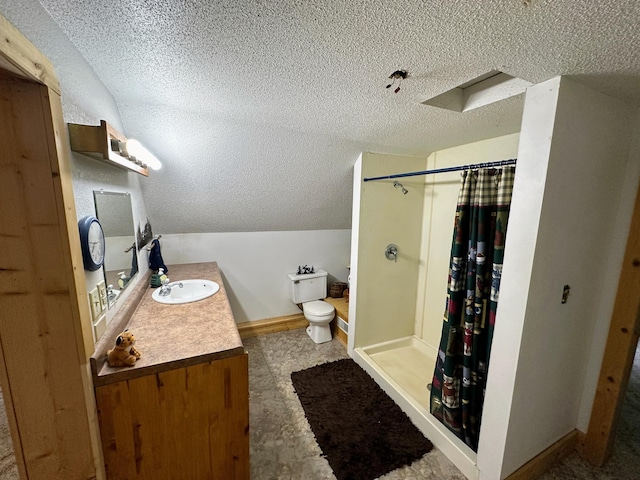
91,262 -> 244,386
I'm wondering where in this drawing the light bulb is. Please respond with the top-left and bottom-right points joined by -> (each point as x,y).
125,139 -> 162,170
141,150 -> 162,171
125,138 -> 143,158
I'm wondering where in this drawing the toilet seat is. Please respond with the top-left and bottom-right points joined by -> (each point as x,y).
303,300 -> 334,317
303,300 -> 334,344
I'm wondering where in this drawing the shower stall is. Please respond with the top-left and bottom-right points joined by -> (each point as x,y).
348,134 -> 520,479
348,78 -> 639,480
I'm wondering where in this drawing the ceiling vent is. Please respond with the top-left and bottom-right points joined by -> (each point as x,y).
422,71 -> 532,112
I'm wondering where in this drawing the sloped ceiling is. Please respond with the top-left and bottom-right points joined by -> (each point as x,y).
8,1 -> 640,232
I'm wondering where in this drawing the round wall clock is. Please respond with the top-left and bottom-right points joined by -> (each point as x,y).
78,215 -> 105,271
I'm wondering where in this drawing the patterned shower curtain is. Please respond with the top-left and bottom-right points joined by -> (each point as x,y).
429,166 -> 515,451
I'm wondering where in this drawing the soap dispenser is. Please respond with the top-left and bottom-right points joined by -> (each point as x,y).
150,269 -> 162,288
117,271 -> 130,289
158,268 -> 167,283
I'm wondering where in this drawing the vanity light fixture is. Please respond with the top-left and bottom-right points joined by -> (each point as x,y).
68,120 -> 162,176
119,139 -> 162,170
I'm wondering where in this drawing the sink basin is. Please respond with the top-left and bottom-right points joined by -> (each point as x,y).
152,279 -> 220,305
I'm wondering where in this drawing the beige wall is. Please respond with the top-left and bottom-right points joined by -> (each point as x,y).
351,137 -> 520,350
352,152 -> 427,348
415,133 -> 521,349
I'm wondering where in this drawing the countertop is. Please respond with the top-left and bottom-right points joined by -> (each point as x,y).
91,262 -> 244,386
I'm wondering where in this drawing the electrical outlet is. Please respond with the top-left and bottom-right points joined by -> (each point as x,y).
89,288 -> 101,321
97,281 -> 107,312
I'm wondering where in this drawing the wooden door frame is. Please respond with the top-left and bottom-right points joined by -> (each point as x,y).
582,178 -> 640,465
0,13 -> 102,479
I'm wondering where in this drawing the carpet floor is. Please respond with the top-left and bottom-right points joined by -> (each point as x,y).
1,328 -> 639,479
0,389 -> 18,480
292,358 -> 433,480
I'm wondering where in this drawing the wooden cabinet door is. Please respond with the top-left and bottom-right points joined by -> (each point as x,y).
96,354 -> 249,480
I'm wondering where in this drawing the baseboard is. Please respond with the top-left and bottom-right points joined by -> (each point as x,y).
575,430 -> 586,455
236,314 -> 307,339
505,430 -> 581,480
333,325 -> 348,347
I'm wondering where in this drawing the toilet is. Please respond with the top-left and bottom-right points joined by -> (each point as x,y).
288,269 -> 335,344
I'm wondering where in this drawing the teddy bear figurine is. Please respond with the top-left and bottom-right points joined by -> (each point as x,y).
107,329 -> 141,367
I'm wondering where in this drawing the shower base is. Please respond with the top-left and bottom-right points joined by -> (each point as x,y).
354,335 -> 478,480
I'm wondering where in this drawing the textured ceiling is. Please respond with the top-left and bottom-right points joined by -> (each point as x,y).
22,1 -> 640,231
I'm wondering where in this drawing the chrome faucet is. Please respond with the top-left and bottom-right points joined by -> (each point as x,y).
159,278 -> 184,296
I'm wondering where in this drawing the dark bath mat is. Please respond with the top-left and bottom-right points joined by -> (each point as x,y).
291,358 -> 433,480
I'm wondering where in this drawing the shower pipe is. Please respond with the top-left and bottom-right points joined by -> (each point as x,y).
362,158 -> 517,182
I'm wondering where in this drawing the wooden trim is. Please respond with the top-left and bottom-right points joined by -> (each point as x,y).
45,87 -> 96,363
0,13 -> 103,478
505,430 -> 580,480
582,180 -> 640,465
0,57 -> 26,80
575,430 -> 586,455
0,79 -> 96,479
333,321 -> 348,347
324,297 -> 349,347
0,323 -> 27,479
0,14 -> 60,93
324,295 -> 349,321
236,314 -> 307,339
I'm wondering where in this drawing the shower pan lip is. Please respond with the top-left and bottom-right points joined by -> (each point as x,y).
354,335 -> 478,479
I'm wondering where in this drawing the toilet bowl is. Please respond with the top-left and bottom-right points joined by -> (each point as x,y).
288,269 -> 335,344
302,300 -> 335,344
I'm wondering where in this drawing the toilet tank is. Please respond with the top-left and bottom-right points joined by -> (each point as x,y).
288,270 -> 328,303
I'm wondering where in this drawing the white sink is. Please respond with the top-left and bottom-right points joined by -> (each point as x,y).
152,279 -> 220,305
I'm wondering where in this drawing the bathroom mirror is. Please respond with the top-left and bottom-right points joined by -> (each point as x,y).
93,191 -> 138,308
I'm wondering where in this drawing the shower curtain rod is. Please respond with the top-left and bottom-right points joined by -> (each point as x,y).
362,158 -> 517,182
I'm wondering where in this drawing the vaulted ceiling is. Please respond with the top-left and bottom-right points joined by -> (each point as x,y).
4,1 -> 640,232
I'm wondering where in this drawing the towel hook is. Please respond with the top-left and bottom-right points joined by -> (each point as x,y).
146,234 -> 162,251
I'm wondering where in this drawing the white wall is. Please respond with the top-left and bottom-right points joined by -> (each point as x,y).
351,152 -> 428,348
0,0 -> 154,334
348,155 -> 363,355
578,110 -> 640,429
415,133 -> 520,350
478,77 -> 638,479
154,230 -> 351,323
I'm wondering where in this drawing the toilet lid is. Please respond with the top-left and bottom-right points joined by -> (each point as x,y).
303,300 -> 334,316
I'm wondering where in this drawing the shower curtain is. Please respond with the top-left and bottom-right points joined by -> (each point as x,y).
429,166 -> 515,451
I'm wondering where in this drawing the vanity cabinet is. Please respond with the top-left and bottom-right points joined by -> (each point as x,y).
91,262 -> 249,480
95,353 -> 249,480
